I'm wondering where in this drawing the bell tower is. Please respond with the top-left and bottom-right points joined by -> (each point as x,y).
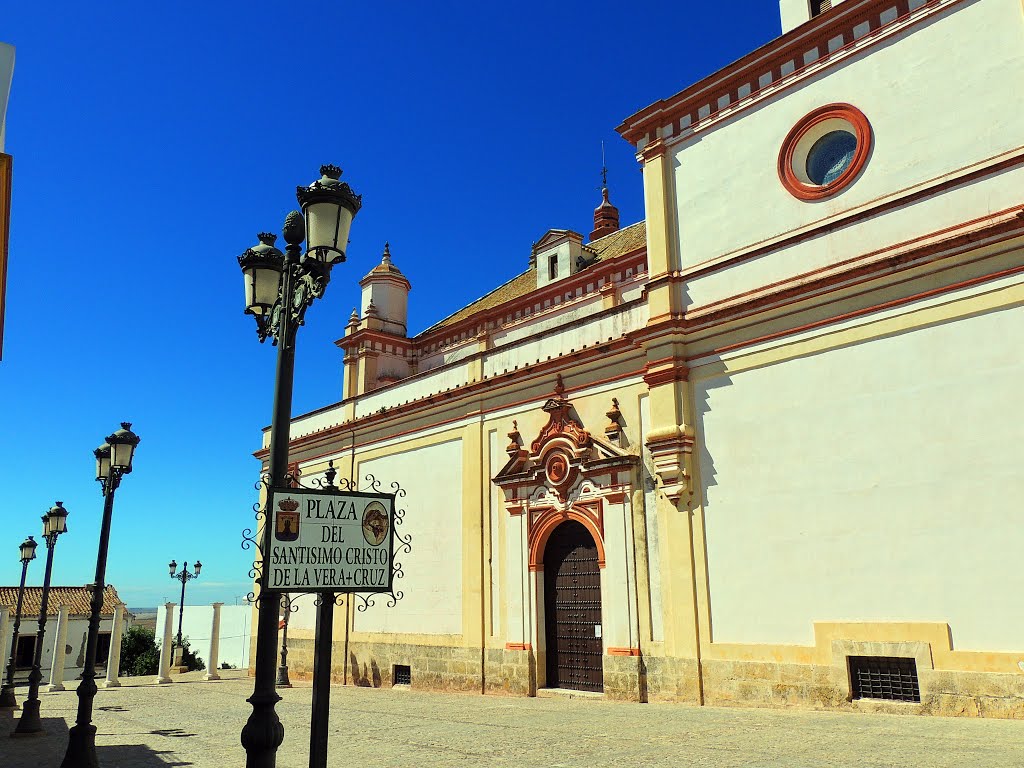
359,242 -> 411,337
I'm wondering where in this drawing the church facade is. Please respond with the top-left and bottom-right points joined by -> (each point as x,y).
260,0 -> 1024,717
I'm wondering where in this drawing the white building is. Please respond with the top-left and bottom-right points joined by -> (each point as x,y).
0,585 -> 126,686
251,0 -> 1024,718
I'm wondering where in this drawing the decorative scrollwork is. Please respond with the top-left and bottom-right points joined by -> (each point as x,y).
395,531 -> 412,555
241,527 -> 264,558
364,473 -> 383,493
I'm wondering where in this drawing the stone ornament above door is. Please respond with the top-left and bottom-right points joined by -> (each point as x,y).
493,375 -> 637,510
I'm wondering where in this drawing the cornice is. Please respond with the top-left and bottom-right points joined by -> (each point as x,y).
618,0 -> 959,147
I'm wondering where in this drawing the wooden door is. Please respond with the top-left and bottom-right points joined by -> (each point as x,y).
543,521 -> 603,692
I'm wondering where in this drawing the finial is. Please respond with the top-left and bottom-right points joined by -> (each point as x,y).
320,164 -> 342,180
601,140 -> 608,188
349,307 -> 359,323
324,459 -> 337,487
555,374 -> 565,397
257,233 -> 277,246
382,242 -> 392,265
283,210 -> 305,246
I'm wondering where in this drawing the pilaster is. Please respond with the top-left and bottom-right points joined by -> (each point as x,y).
46,604 -> 70,691
156,602 -> 174,684
205,602 -> 223,681
103,603 -> 124,687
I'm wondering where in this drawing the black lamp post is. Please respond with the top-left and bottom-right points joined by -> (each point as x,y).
238,165 -> 361,767
168,559 -> 201,664
276,594 -> 293,688
13,502 -> 69,735
61,422 -> 139,767
0,536 -> 38,709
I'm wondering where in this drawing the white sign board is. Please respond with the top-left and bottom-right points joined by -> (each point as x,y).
266,487 -> 395,593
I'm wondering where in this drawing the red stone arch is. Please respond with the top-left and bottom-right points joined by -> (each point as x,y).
528,505 -> 606,572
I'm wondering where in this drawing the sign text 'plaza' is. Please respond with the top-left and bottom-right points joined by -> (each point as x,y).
266,487 -> 395,593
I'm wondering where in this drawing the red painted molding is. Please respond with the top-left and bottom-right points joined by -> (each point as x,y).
778,103 -> 872,201
607,647 -> 641,657
528,507 -> 607,573
617,0 -> 949,145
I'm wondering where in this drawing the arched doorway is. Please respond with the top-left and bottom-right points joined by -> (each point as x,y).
543,520 -> 603,692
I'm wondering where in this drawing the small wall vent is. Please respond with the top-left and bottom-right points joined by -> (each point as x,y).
848,656 -> 920,702
811,0 -> 833,17
393,664 -> 411,685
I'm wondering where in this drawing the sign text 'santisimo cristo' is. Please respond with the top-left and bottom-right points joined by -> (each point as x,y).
266,487 -> 394,593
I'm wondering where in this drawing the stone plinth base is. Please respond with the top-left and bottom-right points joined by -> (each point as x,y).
700,659 -> 1024,719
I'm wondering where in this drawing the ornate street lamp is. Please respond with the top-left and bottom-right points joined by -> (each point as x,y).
62,423 -> 139,767
168,559 -> 202,665
238,165 -> 361,768
0,536 -> 37,709
13,502 -> 70,735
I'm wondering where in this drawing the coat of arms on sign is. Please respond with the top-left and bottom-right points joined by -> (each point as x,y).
275,497 -> 300,541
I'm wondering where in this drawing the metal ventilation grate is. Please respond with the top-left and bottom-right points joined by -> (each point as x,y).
849,656 -> 920,702
393,664 -> 411,685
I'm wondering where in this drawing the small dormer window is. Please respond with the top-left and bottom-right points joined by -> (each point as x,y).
548,254 -> 558,281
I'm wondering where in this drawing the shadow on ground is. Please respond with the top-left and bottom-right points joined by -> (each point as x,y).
98,745 -> 193,766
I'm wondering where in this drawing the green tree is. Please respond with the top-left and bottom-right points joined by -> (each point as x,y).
119,626 -> 160,677
179,636 -> 206,672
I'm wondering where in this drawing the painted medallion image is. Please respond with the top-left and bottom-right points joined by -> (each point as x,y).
275,497 -> 300,542
361,501 -> 390,546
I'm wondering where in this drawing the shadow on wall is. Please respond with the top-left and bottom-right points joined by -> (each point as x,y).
349,654 -> 382,687
693,357 -> 731,507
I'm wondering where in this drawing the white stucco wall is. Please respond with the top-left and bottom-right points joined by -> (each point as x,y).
0,42 -> 13,151
696,302 -> 1024,650
155,604 -> 251,669
0,612 -> 121,683
354,439 -> 464,634
672,0 -> 1024,294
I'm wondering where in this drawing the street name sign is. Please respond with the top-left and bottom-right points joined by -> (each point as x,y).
266,487 -> 395,593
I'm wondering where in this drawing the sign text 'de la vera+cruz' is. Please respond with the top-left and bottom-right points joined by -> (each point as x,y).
266,487 -> 395,593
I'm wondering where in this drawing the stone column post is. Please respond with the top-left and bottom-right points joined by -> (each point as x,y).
204,603 -> 223,681
156,602 -> 175,684
0,607 -> 9,667
46,604 -> 71,692
103,603 -> 125,688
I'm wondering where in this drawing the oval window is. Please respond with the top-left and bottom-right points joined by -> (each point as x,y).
778,104 -> 872,200
805,130 -> 857,185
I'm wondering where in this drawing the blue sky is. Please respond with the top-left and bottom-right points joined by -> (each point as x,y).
0,1 -> 780,608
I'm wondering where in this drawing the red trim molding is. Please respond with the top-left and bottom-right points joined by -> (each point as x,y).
505,642 -> 532,651
527,505 -> 606,572
778,103 -> 872,201
607,647 -> 641,657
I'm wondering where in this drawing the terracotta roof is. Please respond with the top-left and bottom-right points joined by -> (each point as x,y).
418,221 -> 646,336
0,585 -> 121,618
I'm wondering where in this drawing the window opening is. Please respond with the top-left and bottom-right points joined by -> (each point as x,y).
849,656 -> 920,702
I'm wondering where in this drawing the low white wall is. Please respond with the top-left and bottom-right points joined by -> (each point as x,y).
155,604 -> 251,669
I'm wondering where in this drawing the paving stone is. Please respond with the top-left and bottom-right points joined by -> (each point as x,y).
1,669 -> 1023,767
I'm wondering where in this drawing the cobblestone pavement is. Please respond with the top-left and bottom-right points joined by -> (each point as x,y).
1,670 -> 1022,767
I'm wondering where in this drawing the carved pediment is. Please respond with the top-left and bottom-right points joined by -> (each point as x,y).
494,376 -> 636,504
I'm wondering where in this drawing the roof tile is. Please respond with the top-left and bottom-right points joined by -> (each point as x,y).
0,585 -> 122,618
